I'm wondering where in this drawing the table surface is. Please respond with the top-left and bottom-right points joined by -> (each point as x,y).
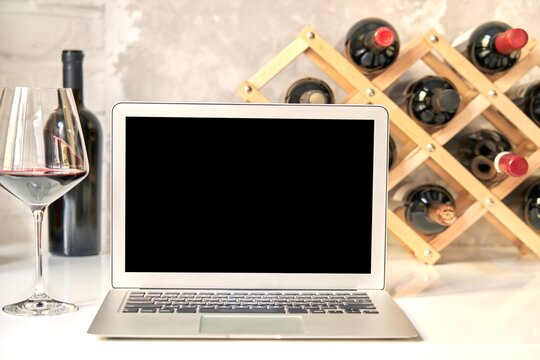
1,242 -> 539,360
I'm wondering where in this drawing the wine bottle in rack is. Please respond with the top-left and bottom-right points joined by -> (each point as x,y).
390,76 -> 461,128
48,50 -> 102,256
507,81 -> 540,126
344,18 -> 400,75
523,178 -> 540,231
457,129 -> 528,185
454,21 -> 528,75
503,177 -> 540,232
389,135 -> 396,169
285,77 -> 335,103
392,183 -> 457,235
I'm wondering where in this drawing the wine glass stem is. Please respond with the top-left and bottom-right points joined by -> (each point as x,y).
32,208 -> 46,299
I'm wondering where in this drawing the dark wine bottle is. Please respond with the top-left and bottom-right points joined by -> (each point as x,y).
391,76 -> 461,128
507,81 -> 540,126
523,178 -> 540,231
285,78 -> 334,104
345,18 -> 400,75
389,135 -> 396,169
48,50 -> 102,256
457,129 -> 528,184
465,22 -> 528,75
394,183 -> 457,235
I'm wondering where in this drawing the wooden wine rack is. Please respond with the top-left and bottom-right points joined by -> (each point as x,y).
236,25 -> 540,264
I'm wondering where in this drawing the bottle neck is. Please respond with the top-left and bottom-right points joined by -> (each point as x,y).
364,26 -> 395,53
494,152 -> 528,177
299,90 -> 327,104
431,88 -> 460,113
494,28 -> 528,55
427,202 -> 456,226
63,60 -> 84,105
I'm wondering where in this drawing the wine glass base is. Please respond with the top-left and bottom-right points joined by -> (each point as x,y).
3,295 -> 78,316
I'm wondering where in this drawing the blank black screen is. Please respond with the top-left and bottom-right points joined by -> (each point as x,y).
125,117 -> 374,273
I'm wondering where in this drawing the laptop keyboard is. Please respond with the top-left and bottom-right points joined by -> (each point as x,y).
121,291 -> 378,314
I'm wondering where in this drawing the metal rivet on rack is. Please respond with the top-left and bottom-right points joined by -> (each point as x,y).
429,35 -> 439,43
243,85 -> 252,94
366,88 -> 375,97
306,32 -> 315,40
488,89 -> 498,97
484,198 -> 495,207
425,143 -> 436,152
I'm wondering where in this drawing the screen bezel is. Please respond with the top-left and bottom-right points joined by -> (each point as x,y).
111,102 -> 388,290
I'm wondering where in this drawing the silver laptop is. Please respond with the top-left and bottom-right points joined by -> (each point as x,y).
88,102 -> 418,339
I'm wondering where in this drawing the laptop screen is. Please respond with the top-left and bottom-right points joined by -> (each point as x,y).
125,116 -> 374,274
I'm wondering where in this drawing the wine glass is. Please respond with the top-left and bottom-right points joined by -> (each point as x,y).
0,87 -> 89,316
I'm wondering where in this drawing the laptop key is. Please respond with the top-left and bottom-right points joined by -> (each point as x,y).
159,308 -> 175,313
125,304 -> 161,309
342,304 -> 376,310
310,310 -> 326,314
200,307 -> 285,314
327,310 -> 344,314
363,310 -> 379,314
122,308 -> 139,313
345,309 -> 362,314
288,307 -> 308,314
176,307 -> 197,313
141,309 -> 158,313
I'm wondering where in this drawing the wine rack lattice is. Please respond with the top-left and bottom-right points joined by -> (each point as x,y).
236,26 -> 540,264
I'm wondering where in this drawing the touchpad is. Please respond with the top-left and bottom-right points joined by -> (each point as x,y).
200,316 -> 305,335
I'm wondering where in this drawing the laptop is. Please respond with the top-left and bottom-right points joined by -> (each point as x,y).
88,102 -> 419,339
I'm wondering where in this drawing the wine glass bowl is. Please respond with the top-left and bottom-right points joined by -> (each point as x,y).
0,87 -> 88,316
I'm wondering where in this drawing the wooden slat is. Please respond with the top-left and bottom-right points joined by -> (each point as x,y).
387,210 -> 441,264
394,141 -> 418,164
372,36 -> 432,91
421,51 -> 475,98
482,107 -> 525,146
431,95 -> 489,145
424,158 -> 464,193
388,148 -> 427,190
390,123 -> 410,144
430,202 -> 487,251
248,35 -> 309,89
494,42 -> 540,92
305,48 -> 356,94
484,213 -> 530,256
236,81 -> 271,103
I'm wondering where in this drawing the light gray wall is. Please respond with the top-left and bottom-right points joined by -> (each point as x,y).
1,0 -> 539,250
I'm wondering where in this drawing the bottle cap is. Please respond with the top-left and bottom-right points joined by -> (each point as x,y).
300,91 -> 327,104
496,153 -> 528,177
62,50 -> 84,62
373,26 -> 395,48
495,28 -> 528,55
428,203 -> 457,226
433,89 -> 460,112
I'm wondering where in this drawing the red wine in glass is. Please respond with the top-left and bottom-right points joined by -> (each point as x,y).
0,168 -> 87,206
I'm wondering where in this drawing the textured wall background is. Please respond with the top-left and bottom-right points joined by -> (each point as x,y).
0,0 -> 539,251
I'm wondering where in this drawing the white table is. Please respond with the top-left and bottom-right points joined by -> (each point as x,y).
1,242 -> 539,360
